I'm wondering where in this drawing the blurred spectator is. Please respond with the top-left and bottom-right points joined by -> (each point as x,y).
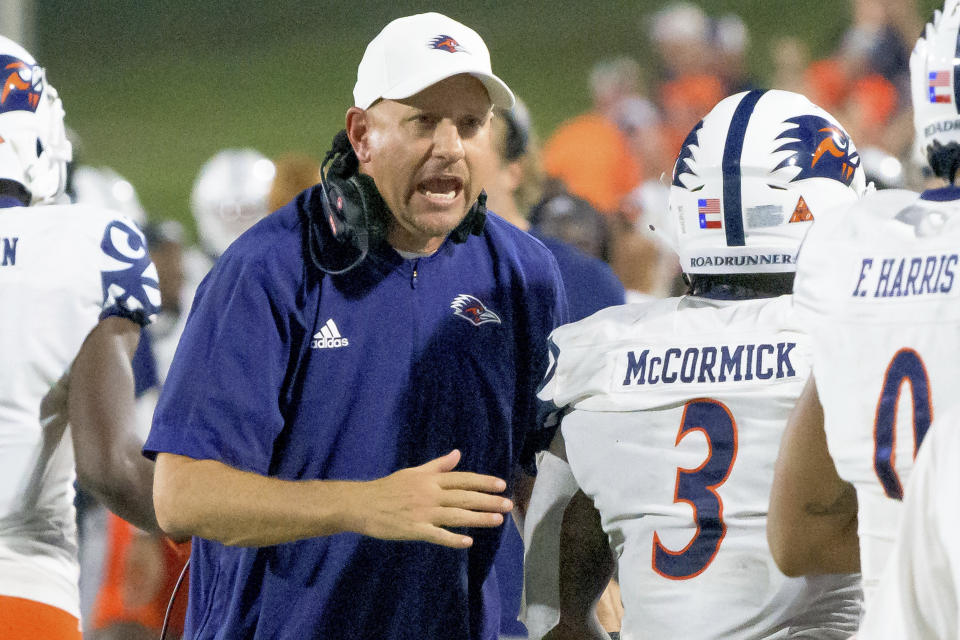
800,0 -> 917,158
713,13 -> 757,94
541,58 -> 643,216
803,57 -> 849,114
770,37 -> 811,95
589,56 -> 643,117
649,2 -> 712,80
488,102 -> 625,322
842,0 -> 917,96
836,73 -> 900,150
649,3 -> 726,165
267,152 -> 320,212
614,95 -> 675,185
617,181 -> 682,302
89,514 -> 187,640
529,184 -> 613,264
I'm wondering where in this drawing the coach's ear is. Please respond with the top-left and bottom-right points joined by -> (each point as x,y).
346,107 -> 372,164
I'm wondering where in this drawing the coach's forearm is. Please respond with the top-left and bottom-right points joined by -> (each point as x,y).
154,449 -> 513,548
154,453 -> 358,546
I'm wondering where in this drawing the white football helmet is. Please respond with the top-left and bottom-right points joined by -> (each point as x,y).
911,1 -> 960,156
72,165 -> 147,225
668,89 -> 865,275
190,149 -> 275,257
0,36 -> 72,204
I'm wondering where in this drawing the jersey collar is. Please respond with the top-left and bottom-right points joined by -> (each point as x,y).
920,185 -> 960,202
0,196 -> 26,209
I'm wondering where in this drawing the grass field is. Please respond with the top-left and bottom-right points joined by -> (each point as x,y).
32,0 -> 943,237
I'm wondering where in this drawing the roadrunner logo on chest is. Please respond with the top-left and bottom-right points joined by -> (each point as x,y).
311,319 -> 349,349
451,294 -> 501,326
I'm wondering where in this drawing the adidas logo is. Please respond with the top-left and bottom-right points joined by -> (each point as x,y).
311,319 -> 349,349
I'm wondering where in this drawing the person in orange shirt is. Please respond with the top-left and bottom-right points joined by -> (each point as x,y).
90,515 -> 189,640
542,58 -> 642,217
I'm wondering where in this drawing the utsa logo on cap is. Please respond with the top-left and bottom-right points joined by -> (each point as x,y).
774,115 -> 860,186
451,294 -> 501,326
429,34 -> 468,53
0,55 -> 43,113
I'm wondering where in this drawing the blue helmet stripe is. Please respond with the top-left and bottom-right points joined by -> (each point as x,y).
721,89 -> 766,247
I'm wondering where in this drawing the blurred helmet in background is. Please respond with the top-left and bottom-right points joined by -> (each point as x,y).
668,89 -> 866,275
72,165 -> 147,225
858,146 -> 906,190
191,149 -> 275,257
0,35 -> 72,204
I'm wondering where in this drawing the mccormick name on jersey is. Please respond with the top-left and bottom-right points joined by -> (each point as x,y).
621,342 -> 797,386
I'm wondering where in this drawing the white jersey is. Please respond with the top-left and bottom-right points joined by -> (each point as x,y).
857,405 -> 960,640
0,201 -> 158,617
793,187 -> 960,602
538,295 -> 861,639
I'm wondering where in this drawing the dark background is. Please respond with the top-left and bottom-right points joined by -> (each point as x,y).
25,0 -> 943,236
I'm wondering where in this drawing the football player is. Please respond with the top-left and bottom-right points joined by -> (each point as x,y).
0,36 -> 161,639
856,405 -> 960,639
767,0 -> 960,615
532,89 -> 865,639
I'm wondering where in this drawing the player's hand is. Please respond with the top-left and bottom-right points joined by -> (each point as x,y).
350,449 -> 512,549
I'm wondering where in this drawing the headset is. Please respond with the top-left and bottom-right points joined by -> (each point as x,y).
305,130 -> 488,275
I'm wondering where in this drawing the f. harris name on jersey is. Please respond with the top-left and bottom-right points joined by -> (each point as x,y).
620,342 -> 798,387
851,253 -> 958,299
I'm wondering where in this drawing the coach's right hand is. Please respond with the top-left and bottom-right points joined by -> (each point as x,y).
348,449 -> 513,549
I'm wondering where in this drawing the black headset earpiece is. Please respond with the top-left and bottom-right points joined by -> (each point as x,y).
306,131 -> 375,275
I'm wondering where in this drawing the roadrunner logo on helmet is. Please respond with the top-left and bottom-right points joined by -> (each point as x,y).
668,89 -> 865,275
911,0 -> 960,172
0,36 -> 72,205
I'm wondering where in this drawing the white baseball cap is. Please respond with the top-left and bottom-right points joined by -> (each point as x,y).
353,12 -> 515,110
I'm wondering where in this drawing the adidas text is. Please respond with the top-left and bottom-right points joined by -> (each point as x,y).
312,336 -> 349,349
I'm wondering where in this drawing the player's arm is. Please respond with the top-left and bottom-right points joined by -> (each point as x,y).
68,316 -> 160,534
510,467 -> 536,533
767,375 -> 860,575
153,448 -> 513,548
543,489 -> 616,640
